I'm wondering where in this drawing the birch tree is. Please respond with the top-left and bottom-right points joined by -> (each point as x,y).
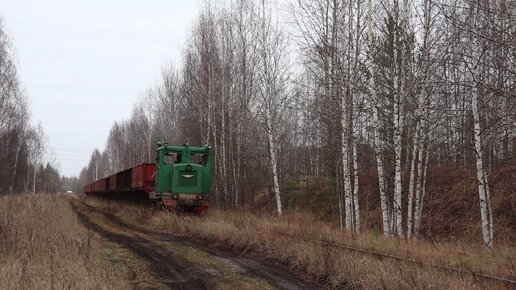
469,0 -> 494,249
367,0 -> 391,236
407,0 -> 435,239
256,0 -> 290,216
391,0 -> 410,238
30,124 -> 45,194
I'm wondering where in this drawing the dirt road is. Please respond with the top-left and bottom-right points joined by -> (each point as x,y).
70,200 -> 320,290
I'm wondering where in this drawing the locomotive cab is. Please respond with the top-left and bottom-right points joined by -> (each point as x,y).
151,142 -> 213,213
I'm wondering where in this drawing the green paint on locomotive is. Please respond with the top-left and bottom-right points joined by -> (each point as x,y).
153,142 -> 213,202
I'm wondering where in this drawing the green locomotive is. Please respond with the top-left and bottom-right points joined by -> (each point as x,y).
150,142 -> 213,213
85,141 -> 213,214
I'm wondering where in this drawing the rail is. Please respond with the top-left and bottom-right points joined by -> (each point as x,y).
275,232 -> 516,286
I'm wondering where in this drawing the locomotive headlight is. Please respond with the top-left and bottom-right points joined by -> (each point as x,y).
173,194 -> 177,199
186,164 -> 192,171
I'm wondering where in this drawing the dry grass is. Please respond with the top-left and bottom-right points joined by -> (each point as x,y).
86,198 -> 515,289
0,193 -> 130,289
7,193 -> 509,289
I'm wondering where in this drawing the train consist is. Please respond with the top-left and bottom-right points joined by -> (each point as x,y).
85,142 -> 213,214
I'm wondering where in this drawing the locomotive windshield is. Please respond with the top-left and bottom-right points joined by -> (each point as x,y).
164,151 -> 182,165
191,153 -> 208,166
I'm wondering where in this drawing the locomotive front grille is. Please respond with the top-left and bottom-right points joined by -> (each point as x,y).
179,171 -> 197,186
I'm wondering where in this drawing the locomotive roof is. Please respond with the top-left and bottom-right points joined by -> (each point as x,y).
158,145 -> 211,152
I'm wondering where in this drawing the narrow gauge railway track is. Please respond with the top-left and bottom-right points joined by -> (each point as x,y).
272,232 -> 516,287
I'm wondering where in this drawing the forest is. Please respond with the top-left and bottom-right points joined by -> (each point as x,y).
0,19 -> 61,195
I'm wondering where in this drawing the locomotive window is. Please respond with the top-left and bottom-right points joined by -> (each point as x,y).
191,153 -> 207,166
164,151 -> 182,165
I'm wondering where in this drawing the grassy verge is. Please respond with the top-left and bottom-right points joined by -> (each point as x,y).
86,197 -> 515,289
0,193 -> 131,289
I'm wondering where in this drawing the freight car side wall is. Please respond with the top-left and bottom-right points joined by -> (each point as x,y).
84,163 -> 156,195
131,164 -> 156,189
115,168 -> 132,189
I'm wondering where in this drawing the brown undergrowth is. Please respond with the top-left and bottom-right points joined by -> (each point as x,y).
0,193 -> 130,289
86,197 -> 515,290
279,164 -> 516,243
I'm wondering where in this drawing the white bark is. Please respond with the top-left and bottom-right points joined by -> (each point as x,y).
369,0 -> 390,236
392,0 -> 409,238
32,165 -> 37,194
94,153 -> 99,181
147,111 -> 152,163
352,142 -> 360,232
221,89 -> 228,203
410,91 -> 428,238
257,0 -> 286,216
406,119 -> 420,238
485,175 -> 494,243
392,36 -> 404,238
341,98 -> 353,230
9,140 -> 21,193
472,83 -> 493,249
413,129 -> 426,237
233,130 -> 240,206
266,107 -> 282,216
25,160 -> 30,192
338,186 -> 344,230
471,1 -> 493,250
414,145 -> 429,236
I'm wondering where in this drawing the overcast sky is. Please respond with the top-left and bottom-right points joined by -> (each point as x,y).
1,0 -> 201,176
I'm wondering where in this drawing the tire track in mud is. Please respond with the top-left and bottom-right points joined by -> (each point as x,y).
71,203 -> 209,289
71,200 -> 320,290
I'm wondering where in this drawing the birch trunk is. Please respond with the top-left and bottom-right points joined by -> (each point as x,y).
221,92 -> 228,204
392,0 -> 409,238
368,0 -> 390,236
352,142 -> 360,232
32,165 -> 37,194
413,127 -> 426,237
266,105 -> 282,216
412,0 -> 432,238
9,140 -> 21,193
406,119 -> 420,238
392,38 -> 404,238
148,116 -> 152,163
233,131 -> 240,206
338,179 -> 344,230
472,83 -> 493,249
485,174 -> 494,243
95,157 -> 99,181
341,99 -> 353,230
471,1 -> 493,250
336,166 -> 343,230
414,146 -> 429,236
352,0 -> 362,233
410,91 -> 428,238
25,161 -> 30,192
